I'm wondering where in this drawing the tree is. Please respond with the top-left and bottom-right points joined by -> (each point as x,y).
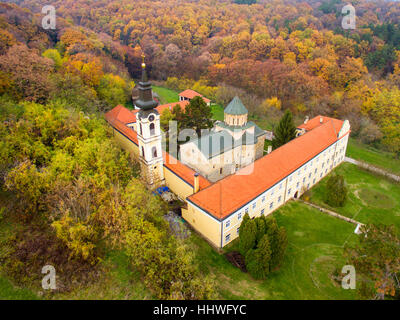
182,96 -> 214,136
160,107 -> 175,133
238,214 -> 287,278
0,44 -> 53,103
245,234 -> 273,279
97,73 -> 130,109
238,213 -> 257,255
271,109 -> 297,149
325,174 -> 347,207
42,49 -> 62,69
345,224 -> 400,300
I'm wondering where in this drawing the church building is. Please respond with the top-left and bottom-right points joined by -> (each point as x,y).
105,59 -> 351,249
179,96 -> 266,182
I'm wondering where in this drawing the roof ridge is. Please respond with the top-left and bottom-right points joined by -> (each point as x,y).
188,120 -> 341,219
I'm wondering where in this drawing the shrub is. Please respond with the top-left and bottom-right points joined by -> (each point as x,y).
325,174 -> 348,207
238,215 -> 288,278
238,214 -> 257,255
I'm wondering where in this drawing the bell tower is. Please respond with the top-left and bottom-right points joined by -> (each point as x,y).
136,54 -> 164,188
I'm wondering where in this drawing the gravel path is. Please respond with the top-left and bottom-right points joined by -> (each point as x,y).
344,157 -> 400,183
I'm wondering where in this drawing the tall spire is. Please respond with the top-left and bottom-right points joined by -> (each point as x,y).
135,52 -> 158,110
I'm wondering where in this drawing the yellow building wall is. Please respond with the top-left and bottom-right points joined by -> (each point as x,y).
163,167 -> 194,200
183,204 -> 222,248
221,133 -> 350,247
112,128 -> 139,157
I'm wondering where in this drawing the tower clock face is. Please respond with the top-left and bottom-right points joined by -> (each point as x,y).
148,114 -> 155,122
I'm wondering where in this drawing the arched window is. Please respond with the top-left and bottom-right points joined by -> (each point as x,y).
141,147 -> 145,158
150,123 -> 155,136
152,146 -> 157,158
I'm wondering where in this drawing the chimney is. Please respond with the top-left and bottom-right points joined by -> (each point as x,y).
194,173 -> 200,193
320,116 -> 323,124
304,116 -> 309,124
267,145 -> 272,154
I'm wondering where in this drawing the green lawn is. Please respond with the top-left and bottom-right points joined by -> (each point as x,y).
56,249 -> 152,300
1,192 -> 360,300
0,211 -> 39,300
307,163 -> 400,230
347,138 -> 400,176
211,104 -> 224,121
190,201 -> 358,300
152,86 -> 179,104
0,276 -> 39,300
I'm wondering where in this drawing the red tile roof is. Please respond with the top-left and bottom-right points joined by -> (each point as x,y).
105,105 -> 211,190
163,152 -> 211,190
179,89 -> 211,103
106,106 -> 348,221
156,100 -> 189,115
107,101 -> 189,125
105,107 -> 139,144
105,104 -> 137,124
298,115 -> 344,134
188,119 -> 348,220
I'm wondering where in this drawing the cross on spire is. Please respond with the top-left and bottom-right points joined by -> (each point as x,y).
141,52 -> 146,69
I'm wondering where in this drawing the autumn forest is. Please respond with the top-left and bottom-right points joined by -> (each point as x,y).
0,0 -> 399,301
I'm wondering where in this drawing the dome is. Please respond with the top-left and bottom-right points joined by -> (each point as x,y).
224,96 -> 248,115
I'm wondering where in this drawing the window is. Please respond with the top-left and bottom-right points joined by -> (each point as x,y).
226,220 -> 230,228
220,168 -> 223,174
139,123 -> 143,135
288,188 -> 291,195
314,168 -> 317,174
262,196 -> 266,202
278,196 -> 281,203
269,202 -> 274,209
320,173 -> 323,178
252,203 -> 256,210
296,182 -> 300,188
149,123 -> 155,136
245,207 -> 249,214
308,173 -> 311,178
141,147 -> 145,158
237,228 -> 240,235
307,183 -> 310,189
303,177 -> 306,183
261,209 -> 265,215
271,189 -> 274,196
279,183 -> 282,189
313,178 -> 316,184
225,234 -> 231,242
238,212 -> 242,220
152,146 -> 157,158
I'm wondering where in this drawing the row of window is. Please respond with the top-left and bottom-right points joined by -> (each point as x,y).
139,122 -> 156,137
141,146 -> 158,159
223,141 -> 348,243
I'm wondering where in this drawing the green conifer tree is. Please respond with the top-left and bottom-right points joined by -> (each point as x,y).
272,109 -> 297,149
325,174 -> 348,207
